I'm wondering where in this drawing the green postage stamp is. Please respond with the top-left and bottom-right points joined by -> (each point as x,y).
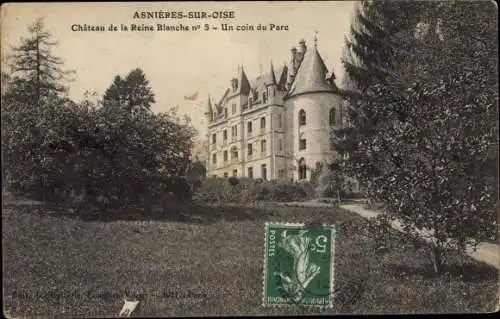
263,222 -> 335,307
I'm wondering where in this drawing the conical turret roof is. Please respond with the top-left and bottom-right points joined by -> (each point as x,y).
286,45 -> 336,99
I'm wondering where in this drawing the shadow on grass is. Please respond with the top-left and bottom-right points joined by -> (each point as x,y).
3,200 -> 276,225
389,262 -> 499,283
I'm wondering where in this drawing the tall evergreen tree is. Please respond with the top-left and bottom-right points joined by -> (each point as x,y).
5,17 -> 74,106
332,1 -> 427,185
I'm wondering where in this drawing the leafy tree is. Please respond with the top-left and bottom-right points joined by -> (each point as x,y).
2,20 -> 195,207
340,1 -> 498,274
5,17 -> 74,106
103,68 -> 155,113
1,93 -> 82,200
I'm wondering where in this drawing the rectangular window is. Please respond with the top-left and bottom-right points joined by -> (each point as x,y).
299,139 -> 306,150
212,153 -> 217,164
260,117 -> 266,129
278,114 -> 282,128
232,150 -> 238,160
247,121 -> 252,133
248,167 -> 253,179
261,140 -> 267,154
231,125 -> 237,142
223,130 -> 227,141
223,150 -> 228,162
212,133 -> 216,144
278,139 -> 283,152
232,103 -> 236,115
247,143 -> 253,156
232,169 -> 237,177
261,164 -> 267,180
224,108 -> 228,118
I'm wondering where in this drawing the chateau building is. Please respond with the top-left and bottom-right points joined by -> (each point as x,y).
204,37 -> 343,181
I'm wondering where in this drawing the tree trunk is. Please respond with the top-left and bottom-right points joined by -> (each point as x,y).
431,245 -> 443,276
35,33 -> 41,106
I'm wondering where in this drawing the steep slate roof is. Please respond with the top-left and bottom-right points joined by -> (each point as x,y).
236,67 -> 251,95
275,64 -> 288,89
210,39 -> 338,116
205,95 -> 213,114
263,62 -> 277,85
286,45 -> 336,99
250,65 -> 276,90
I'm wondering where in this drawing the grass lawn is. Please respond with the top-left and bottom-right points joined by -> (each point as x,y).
3,197 -> 498,317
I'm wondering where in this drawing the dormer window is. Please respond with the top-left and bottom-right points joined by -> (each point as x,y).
248,96 -> 253,107
262,92 -> 268,104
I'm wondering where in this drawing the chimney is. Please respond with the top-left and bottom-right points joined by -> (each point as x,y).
299,39 -> 307,54
291,46 -> 297,68
288,47 -> 297,85
295,39 -> 307,67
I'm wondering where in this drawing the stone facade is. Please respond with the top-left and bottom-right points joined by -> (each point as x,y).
205,38 -> 343,181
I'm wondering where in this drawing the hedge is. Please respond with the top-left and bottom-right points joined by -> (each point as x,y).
194,177 -> 317,204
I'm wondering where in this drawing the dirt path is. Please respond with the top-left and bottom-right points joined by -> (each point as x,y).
267,199 -> 499,269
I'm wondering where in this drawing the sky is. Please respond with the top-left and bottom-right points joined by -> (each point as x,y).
1,1 -> 356,138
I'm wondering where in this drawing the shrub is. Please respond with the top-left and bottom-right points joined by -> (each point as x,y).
194,178 -> 317,204
228,176 -> 239,187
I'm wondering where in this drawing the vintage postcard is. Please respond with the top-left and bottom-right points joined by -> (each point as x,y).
1,1 -> 498,317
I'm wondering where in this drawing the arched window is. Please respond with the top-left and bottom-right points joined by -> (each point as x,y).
299,109 -> 306,126
329,108 -> 336,126
298,158 -> 307,180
